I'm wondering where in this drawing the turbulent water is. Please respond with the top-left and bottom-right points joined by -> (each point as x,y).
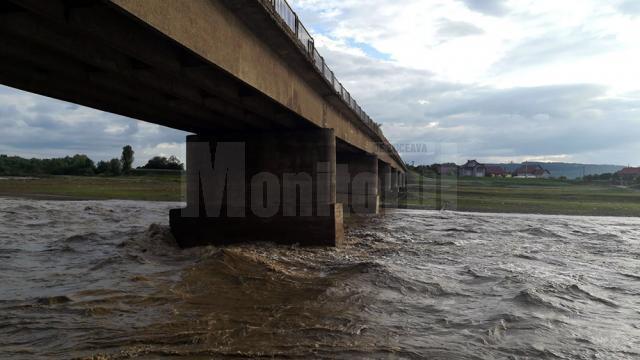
1,198 -> 639,359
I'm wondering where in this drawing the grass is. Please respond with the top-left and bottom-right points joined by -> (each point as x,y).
0,175 -> 185,202
0,174 -> 638,217
402,175 -> 640,217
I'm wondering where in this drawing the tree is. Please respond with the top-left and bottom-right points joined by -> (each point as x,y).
0,153 -> 97,176
96,160 -> 110,174
68,154 -> 95,175
140,155 -> 184,170
121,145 -> 134,174
109,158 -> 122,176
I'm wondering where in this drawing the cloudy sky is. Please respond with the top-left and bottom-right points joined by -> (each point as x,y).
1,0 -> 639,166
0,85 -> 186,167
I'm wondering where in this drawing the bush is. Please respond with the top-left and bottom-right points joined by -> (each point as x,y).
109,158 -> 122,176
139,156 -> 184,171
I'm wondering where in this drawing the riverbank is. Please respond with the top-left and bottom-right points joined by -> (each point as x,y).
403,176 -> 640,217
0,175 -> 184,202
0,174 -> 639,217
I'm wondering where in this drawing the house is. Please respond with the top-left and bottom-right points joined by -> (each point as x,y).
614,167 -> 640,185
616,167 -> 640,177
485,165 -> 508,177
514,164 -> 551,178
459,160 -> 486,177
436,163 -> 458,176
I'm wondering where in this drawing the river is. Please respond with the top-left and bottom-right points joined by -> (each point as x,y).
1,198 -> 639,359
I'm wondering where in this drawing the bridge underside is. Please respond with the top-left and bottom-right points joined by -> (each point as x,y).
0,0 -> 406,247
0,0 -> 314,134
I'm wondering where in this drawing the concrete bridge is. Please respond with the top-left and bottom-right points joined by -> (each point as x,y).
0,0 -> 407,246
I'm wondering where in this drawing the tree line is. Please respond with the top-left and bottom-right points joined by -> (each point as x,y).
0,145 -> 184,176
582,172 -> 640,185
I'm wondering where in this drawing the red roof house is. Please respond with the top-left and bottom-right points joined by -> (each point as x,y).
514,164 -> 551,178
485,165 -> 508,177
616,167 -> 640,176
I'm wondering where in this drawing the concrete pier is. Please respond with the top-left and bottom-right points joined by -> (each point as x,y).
170,129 -> 344,247
337,152 -> 379,214
398,171 -> 408,207
384,169 -> 399,208
378,161 -> 391,205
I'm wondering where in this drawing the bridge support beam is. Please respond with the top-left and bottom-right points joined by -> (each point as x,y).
336,152 -> 379,214
170,129 -> 344,247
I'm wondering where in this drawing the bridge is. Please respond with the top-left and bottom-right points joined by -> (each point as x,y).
0,0 -> 407,246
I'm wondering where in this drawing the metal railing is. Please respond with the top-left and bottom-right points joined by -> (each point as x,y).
273,0 -> 296,32
267,0 -> 384,139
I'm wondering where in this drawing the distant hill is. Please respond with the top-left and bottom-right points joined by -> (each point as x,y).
490,162 -> 624,179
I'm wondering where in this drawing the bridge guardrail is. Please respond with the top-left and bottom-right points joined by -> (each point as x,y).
273,0 -> 296,32
267,0 -> 388,143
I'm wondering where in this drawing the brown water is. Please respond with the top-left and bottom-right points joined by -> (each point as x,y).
1,198 -> 639,359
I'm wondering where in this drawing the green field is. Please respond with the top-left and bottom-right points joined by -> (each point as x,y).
0,174 -> 639,217
0,175 -> 185,202
401,175 -> 640,217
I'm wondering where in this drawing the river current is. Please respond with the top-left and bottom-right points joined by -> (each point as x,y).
1,198 -> 639,359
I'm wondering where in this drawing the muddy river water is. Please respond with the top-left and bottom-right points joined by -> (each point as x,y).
1,198 -> 639,359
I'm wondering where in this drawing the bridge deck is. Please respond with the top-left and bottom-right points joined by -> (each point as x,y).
0,0 -> 404,171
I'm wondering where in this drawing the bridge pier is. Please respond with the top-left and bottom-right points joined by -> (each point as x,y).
378,161 -> 391,205
337,152 -> 379,214
382,168 -> 400,207
398,171 -> 408,207
170,129 -> 344,247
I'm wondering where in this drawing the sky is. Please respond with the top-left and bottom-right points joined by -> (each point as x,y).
1,0 -> 639,166
0,85 -> 186,167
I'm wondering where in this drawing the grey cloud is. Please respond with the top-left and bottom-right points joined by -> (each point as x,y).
318,52 -> 460,120
29,101 -> 66,114
0,104 -> 18,120
419,86 -> 640,161
436,19 -> 485,38
424,84 -> 607,118
458,0 -> 509,16
494,29 -> 618,72
22,114 -> 61,129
